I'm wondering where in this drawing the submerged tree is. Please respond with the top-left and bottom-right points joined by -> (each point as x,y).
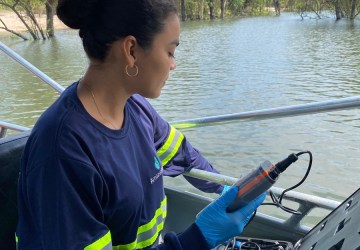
180,0 -> 186,21
45,0 -> 57,37
274,0 -> 280,15
207,0 -> 216,19
0,0 -> 57,40
341,0 -> 360,19
287,0 -> 359,20
220,0 -> 227,18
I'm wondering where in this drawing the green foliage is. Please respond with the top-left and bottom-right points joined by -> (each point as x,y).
30,0 -> 46,14
0,0 -> 45,13
179,0 -> 359,19
228,0 -> 246,14
340,0 -> 359,18
182,0 -> 274,19
185,0 -> 207,19
0,0 -> 48,39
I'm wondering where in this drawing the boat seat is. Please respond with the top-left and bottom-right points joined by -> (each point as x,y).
0,132 -> 30,250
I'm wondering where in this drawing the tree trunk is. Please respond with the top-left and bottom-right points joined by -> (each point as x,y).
274,0 -> 281,15
350,0 -> 356,19
208,0 -> 215,19
46,0 -> 57,37
0,18 -> 28,40
334,0 -> 341,20
0,1 -> 46,40
199,0 -> 204,19
25,7 -> 46,39
10,6 -> 38,39
220,0 -> 227,19
243,0 -> 251,10
181,0 -> 186,21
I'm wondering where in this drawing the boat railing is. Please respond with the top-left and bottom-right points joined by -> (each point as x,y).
0,121 -> 30,139
182,169 -> 341,229
1,41 -> 356,230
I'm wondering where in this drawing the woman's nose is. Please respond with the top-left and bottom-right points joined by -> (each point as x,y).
170,59 -> 176,70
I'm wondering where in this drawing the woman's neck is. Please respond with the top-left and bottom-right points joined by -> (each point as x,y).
77,69 -> 129,130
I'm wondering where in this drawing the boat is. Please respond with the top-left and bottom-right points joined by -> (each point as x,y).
1,41 -> 360,250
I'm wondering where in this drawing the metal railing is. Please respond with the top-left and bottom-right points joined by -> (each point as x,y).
0,41 -> 355,228
183,169 -> 341,229
171,96 -> 360,129
0,121 -> 30,138
0,42 -> 64,94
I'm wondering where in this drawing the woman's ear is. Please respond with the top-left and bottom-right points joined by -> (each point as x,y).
122,35 -> 137,66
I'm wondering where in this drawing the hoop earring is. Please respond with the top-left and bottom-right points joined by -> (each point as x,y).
125,65 -> 139,77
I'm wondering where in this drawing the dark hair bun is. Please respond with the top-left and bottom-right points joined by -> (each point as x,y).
57,0 -> 100,29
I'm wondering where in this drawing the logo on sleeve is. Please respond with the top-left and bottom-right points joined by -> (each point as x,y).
154,156 -> 161,170
150,155 -> 163,184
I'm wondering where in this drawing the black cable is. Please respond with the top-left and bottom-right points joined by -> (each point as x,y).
279,151 -> 312,203
218,152 -> 312,249
261,151 -> 312,215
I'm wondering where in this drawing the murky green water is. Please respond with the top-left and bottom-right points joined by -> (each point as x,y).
1,13 -> 360,224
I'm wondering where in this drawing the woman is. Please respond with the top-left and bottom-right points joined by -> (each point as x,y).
16,0 -> 265,249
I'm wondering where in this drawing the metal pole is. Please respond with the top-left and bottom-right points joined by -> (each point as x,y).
183,168 -> 238,186
0,42 -> 65,94
170,96 -> 360,129
0,127 -> 7,139
0,121 -> 30,132
183,168 -> 340,210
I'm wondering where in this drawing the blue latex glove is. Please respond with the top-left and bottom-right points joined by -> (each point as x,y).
195,186 -> 266,248
220,184 -> 231,196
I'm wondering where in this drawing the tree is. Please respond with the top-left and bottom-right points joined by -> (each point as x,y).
333,0 -> 343,20
0,16 -> 28,39
0,0 -> 53,40
274,0 -> 281,15
286,0 -> 359,20
220,0 -> 227,18
349,0 -> 359,19
180,0 -> 186,21
207,0 -> 216,19
45,0 -> 57,37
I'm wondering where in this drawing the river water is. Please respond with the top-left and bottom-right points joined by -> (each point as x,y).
1,13 -> 360,225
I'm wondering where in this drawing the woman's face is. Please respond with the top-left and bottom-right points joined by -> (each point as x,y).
135,13 -> 180,99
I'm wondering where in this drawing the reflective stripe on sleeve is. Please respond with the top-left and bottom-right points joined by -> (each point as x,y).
84,230 -> 112,250
113,197 -> 167,250
15,233 -> 18,250
157,125 -> 184,166
16,231 -> 112,250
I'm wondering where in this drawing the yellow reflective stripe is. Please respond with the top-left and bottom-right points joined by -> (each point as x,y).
157,125 -> 177,156
172,122 -> 197,129
161,133 -> 184,166
138,198 -> 166,233
113,197 -> 167,250
84,231 -> 112,250
17,230 -> 112,250
113,241 -> 136,250
157,125 -> 184,166
113,221 -> 166,250
15,233 -> 18,250
136,220 -> 165,249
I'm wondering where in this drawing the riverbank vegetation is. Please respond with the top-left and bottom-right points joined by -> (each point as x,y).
0,0 -> 359,40
181,0 -> 359,21
0,0 -> 57,39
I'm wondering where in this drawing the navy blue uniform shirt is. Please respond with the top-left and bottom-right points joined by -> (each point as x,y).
17,82 -> 222,249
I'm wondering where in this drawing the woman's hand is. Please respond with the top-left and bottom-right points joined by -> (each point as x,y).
195,186 -> 266,248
